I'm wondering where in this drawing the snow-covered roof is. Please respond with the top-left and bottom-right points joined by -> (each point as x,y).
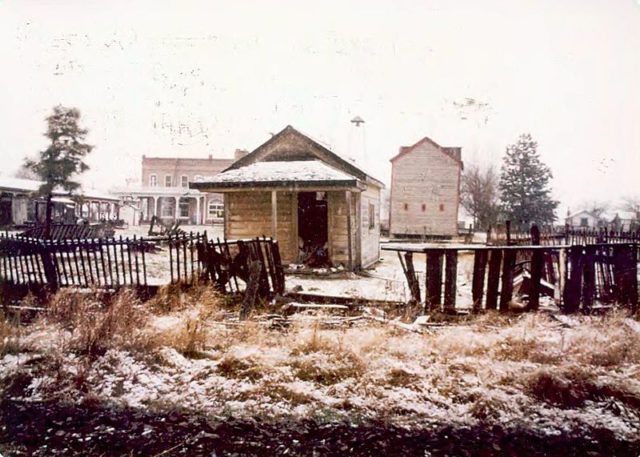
0,176 -> 118,201
192,160 -> 360,190
565,209 -> 598,219
0,176 -> 42,192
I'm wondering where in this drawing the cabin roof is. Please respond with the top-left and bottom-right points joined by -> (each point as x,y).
191,160 -> 361,191
390,136 -> 463,168
224,125 -> 384,188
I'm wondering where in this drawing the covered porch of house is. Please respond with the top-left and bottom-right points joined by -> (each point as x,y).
191,161 -> 369,270
113,188 -> 210,226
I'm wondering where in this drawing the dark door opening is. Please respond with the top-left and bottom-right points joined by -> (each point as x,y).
0,195 -> 12,226
298,192 -> 329,266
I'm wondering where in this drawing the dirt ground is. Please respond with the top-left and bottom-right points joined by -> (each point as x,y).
2,399 -> 638,456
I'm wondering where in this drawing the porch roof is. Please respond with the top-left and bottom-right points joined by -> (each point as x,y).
190,160 -> 362,192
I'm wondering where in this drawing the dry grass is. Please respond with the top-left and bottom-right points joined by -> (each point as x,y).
3,286 -> 640,437
46,289 -> 149,357
0,312 -> 23,356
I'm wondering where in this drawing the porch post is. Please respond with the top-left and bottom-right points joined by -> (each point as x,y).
174,196 -> 180,222
195,196 -> 201,225
346,190 -> 353,270
271,190 -> 278,239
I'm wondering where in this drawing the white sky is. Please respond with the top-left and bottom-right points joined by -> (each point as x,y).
1,0 -> 639,214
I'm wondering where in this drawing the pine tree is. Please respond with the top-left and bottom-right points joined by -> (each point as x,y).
498,134 -> 558,229
25,106 -> 93,238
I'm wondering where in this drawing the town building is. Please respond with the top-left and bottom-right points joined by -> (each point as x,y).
113,153 -> 240,226
564,210 -> 601,229
389,136 -> 463,238
0,176 -> 119,226
191,125 -> 385,270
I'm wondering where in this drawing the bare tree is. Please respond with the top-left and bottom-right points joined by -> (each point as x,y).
461,163 -> 500,230
622,195 -> 640,215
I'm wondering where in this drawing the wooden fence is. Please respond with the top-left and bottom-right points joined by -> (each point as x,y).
18,223 -> 115,240
0,232 -> 285,301
384,242 -> 638,314
168,234 -> 285,296
488,223 -> 640,246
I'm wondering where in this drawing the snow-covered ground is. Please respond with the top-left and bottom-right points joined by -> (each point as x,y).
2,294 -> 639,442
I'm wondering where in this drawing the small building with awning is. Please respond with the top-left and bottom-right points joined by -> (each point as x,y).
0,176 -> 120,226
191,125 -> 384,270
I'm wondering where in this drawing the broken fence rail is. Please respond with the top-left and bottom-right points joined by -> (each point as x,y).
384,242 -> 639,314
0,233 -> 285,300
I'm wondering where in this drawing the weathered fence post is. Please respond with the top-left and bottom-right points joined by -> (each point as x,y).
582,245 -> 596,310
563,245 -> 583,313
486,249 -> 502,310
499,249 -> 516,312
240,260 -> 262,320
425,250 -> 443,311
471,250 -> 488,313
528,225 -> 543,311
40,240 -> 58,291
443,251 -> 457,313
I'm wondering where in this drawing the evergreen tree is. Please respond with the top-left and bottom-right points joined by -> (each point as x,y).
25,106 -> 93,237
498,134 -> 558,228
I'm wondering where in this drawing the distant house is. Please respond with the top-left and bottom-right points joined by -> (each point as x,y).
609,211 -> 638,231
565,210 -> 601,229
389,137 -> 463,238
112,153 -> 239,225
0,177 -> 119,226
191,125 -> 385,270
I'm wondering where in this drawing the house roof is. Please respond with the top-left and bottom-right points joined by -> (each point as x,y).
190,160 -> 361,191
0,176 -> 119,201
224,125 -> 384,188
390,136 -> 464,168
0,176 -> 42,193
565,209 -> 598,220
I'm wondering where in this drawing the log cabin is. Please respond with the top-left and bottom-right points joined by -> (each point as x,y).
191,125 -> 385,270
389,137 -> 463,238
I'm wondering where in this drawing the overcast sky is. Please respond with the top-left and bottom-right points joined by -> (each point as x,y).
1,0 -> 638,214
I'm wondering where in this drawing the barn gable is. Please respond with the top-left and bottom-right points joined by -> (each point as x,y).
390,137 -> 463,170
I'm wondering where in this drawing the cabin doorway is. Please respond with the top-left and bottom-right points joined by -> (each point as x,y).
297,191 -> 329,266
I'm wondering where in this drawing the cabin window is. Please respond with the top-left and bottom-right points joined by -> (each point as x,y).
421,203 -> 426,212
369,203 -> 375,229
580,217 -> 588,227
439,204 -> 445,212
149,174 -> 157,187
180,175 -> 189,187
208,201 -> 224,218
403,203 -> 408,211
165,175 -> 172,187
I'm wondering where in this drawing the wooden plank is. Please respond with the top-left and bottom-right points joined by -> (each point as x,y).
425,250 -> 443,311
443,250 -> 457,313
499,250 -> 516,312
486,250 -> 502,310
346,190 -> 353,270
582,245 -> 596,309
528,249 -> 544,311
563,246 -> 583,313
471,250 -> 488,312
